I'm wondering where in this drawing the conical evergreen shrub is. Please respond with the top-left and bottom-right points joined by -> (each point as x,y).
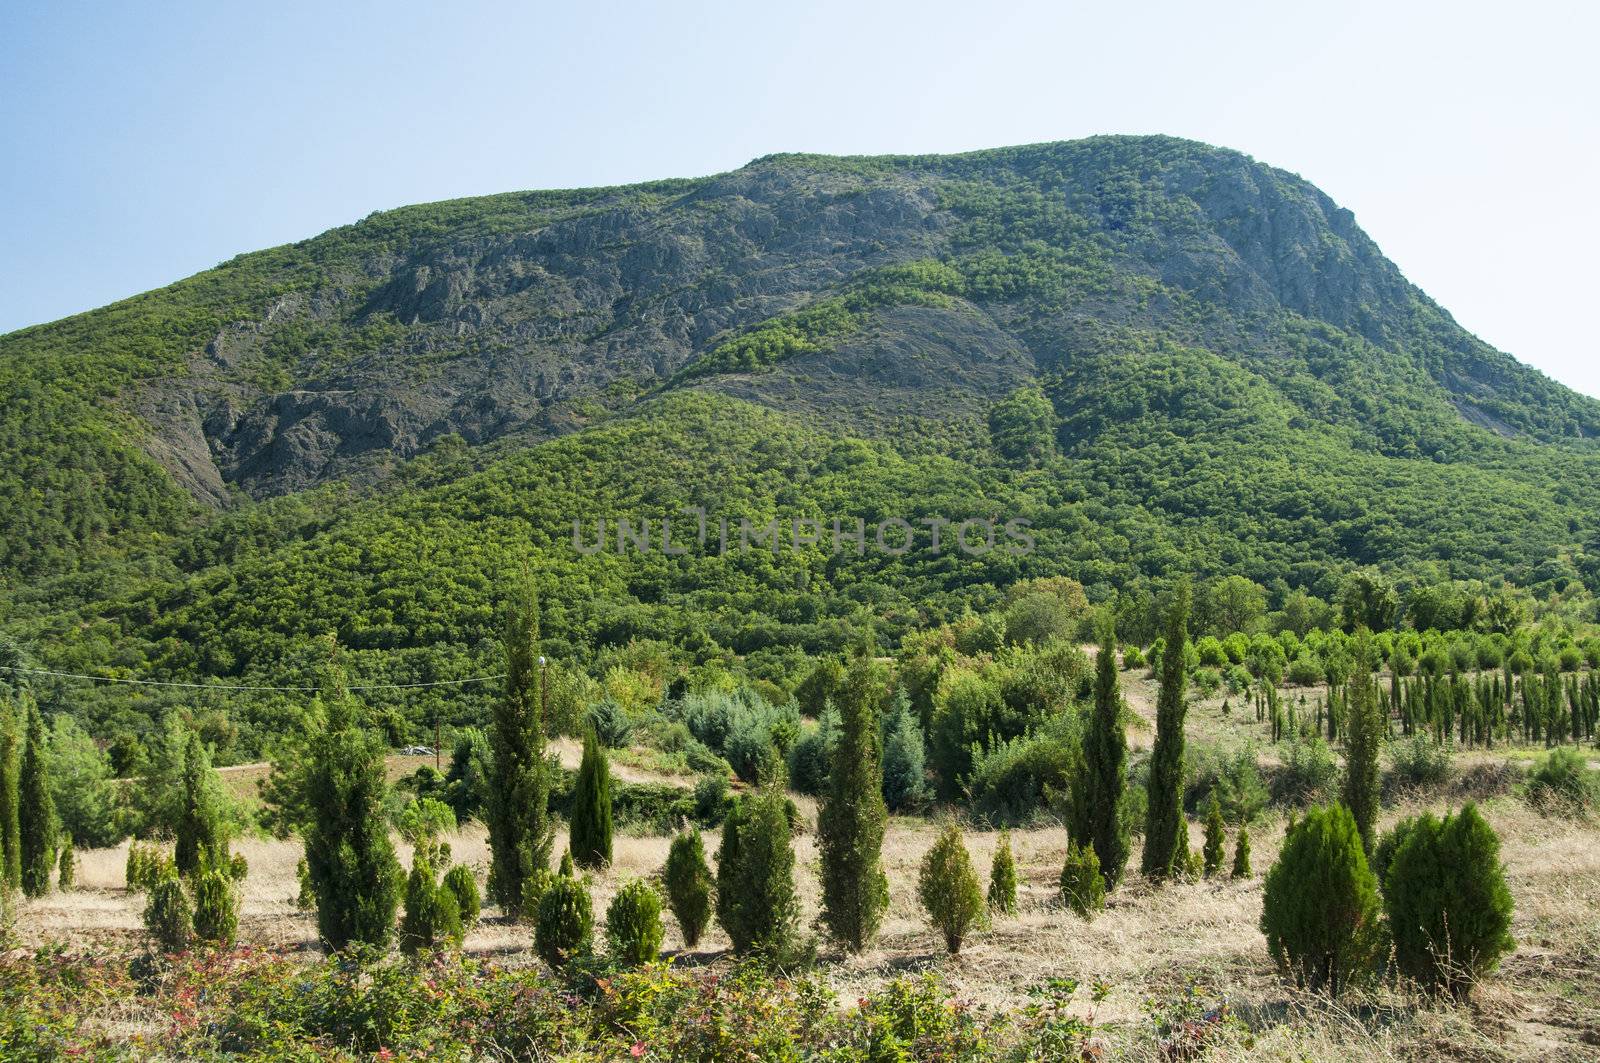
715,789 -> 799,959
442,864 -> 481,929
918,822 -> 985,954
1202,793 -> 1226,878
1060,841 -> 1105,918
57,835 -> 75,890
1084,623 -> 1130,888
1383,803 -> 1514,999
144,874 -> 193,953
664,828 -> 713,947
192,865 -> 239,946
534,854 -> 593,969
569,729 -> 614,869
988,829 -> 1018,914
486,585 -> 553,915
174,730 -> 229,877
1142,586 -> 1191,882
605,878 -> 665,966
1260,804 -> 1383,995
1231,825 -> 1252,879
881,690 -> 929,811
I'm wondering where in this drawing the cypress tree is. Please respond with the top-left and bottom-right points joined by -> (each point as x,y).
569,729 -> 613,869
1260,805 -> 1383,996
57,834 -> 75,890
818,657 -> 890,952
174,729 -> 229,877
716,787 -> 799,959
0,698 -> 20,890
1142,584 -> 1191,881
1202,792 -> 1226,877
1341,631 -> 1384,854
303,695 -> 402,951
18,698 -> 55,897
1083,622 -> 1130,888
486,583 -> 553,915
918,821 -> 986,954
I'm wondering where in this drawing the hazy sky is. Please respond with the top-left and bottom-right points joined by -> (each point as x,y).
3,1 -> 1596,395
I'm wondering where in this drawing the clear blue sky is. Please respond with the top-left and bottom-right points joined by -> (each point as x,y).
4,0 -> 1596,395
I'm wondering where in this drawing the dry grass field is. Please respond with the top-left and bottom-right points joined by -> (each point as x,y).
11,672 -> 1600,1060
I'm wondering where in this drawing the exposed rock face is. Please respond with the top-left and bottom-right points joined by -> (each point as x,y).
113,136 -> 1594,502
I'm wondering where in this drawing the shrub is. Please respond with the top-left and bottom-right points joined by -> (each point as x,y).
918,822 -> 986,954
664,828 -> 714,948
1385,735 -> 1454,796
1371,816 -> 1421,892
881,692 -> 930,812
1122,645 -> 1146,670
988,830 -> 1018,914
1270,737 -> 1340,808
294,857 -> 316,910
1287,657 -> 1325,687
1082,624 -> 1130,890
605,879 -> 665,967
818,658 -> 890,953
785,710 -> 834,797
1059,842 -> 1104,918
588,697 -> 635,748
193,867 -> 240,946
441,864 -> 481,928
1525,747 -> 1599,813
967,719 -> 1078,825
1186,746 -> 1268,824
400,853 -> 463,955
534,855 -> 593,969
144,875 -> 193,953
1201,795 -> 1225,877
569,731 -> 614,869
57,835 -> 75,890
1383,804 -> 1515,999
228,853 -> 249,881
1231,825 -> 1252,879
715,790 -> 800,959
1260,805 -> 1383,995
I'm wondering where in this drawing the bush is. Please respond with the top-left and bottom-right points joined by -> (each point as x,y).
193,867 -> 239,946
1201,795 -> 1225,877
1186,746 -> 1268,824
144,875 -> 193,953
1525,747 -> 1599,813
664,828 -> 714,948
881,692 -> 930,812
1260,805 -> 1383,995
400,854 -> 463,955
1270,738 -> 1340,808
228,853 -> 249,881
569,731 -> 614,869
534,856 -> 594,969
715,791 -> 800,959
918,822 -> 986,954
1122,645 -> 1147,671
295,857 -> 316,910
988,830 -> 1018,914
1385,735 -> 1454,796
786,709 -> 835,797
1231,825 -> 1252,879
441,864 -> 481,928
587,698 -> 635,749
1371,817 -> 1421,894
605,878 -> 665,967
1383,804 -> 1515,999
1287,656 -> 1326,687
1058,842 -> 1104,918
57,835 -> 75,890
967,719 -> 1078,825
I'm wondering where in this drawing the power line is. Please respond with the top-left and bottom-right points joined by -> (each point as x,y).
0,664 -> 505,693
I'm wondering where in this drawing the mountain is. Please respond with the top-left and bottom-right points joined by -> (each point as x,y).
5,135 -> 1599,751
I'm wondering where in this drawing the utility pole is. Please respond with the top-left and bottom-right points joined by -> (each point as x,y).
434,711 -> 442,773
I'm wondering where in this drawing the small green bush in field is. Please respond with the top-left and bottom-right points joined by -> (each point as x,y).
988,829 -> 1018,914
294,857 -> 316,910
193,867 -> 239,946
535,855 -> 593,969
57,836 -> 75,890
1526,747 -> 1599,813
1059,842 -> 1104,918
227,853 -> 249,882
400,853 -> 463,955
1231,824 -> 1252,879
144,875 -> 193,953
1382,804 -> 1514,999
605,878 -> 665,967
1201,794 -> 1226,877
664,828 -> 714,948
918,822 -> 985,954
441,864 -> 481,928
1386,735 -> 1454,795
1260,805 -> 1383,996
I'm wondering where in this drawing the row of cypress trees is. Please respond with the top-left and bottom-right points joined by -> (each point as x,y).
0,695 -> 58,898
